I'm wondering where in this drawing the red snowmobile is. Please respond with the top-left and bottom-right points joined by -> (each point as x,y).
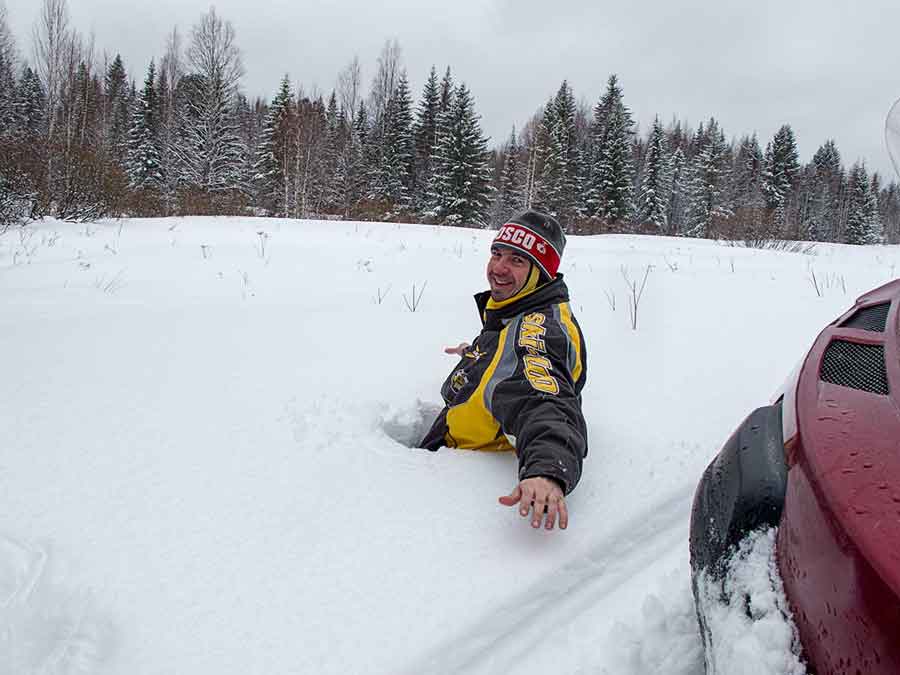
690,279 -> 900,674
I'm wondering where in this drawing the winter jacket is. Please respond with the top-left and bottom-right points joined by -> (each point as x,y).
420,276 -> 588,494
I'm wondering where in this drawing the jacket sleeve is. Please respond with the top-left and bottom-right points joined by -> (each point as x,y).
490,311 -> 588,494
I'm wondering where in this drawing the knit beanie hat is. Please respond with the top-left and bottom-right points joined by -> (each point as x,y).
492,210 -> 566,279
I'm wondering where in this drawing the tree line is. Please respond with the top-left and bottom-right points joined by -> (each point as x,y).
0,0 -> 896,245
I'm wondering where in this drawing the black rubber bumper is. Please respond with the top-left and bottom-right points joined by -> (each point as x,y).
689,402 -> 788,579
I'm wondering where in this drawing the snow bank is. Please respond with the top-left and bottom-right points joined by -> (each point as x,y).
608,529 -> 806,675
695,529 -> 806,675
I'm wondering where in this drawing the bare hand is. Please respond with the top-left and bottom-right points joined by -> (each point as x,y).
444,342 -> 470,356
499,477 -> 568,530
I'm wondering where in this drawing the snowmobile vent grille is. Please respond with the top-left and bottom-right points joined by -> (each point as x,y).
840,302 -> 891,332
820,340 -> 889,395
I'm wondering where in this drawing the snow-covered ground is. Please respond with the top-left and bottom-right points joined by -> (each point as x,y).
1,217 -> 896,674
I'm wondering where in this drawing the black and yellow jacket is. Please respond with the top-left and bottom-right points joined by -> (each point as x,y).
420,273 -> 588,494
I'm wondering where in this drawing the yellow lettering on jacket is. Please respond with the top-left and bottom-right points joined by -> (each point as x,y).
518,312 -> 559,394
523,354 -> 559,394
518,321 -> 546,352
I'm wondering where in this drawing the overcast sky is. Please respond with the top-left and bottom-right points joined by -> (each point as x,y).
6,0 -> 900,180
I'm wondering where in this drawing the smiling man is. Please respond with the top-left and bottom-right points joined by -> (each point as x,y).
420,210 -> 588,530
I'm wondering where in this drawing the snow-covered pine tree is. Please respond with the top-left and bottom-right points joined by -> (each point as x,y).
168,72 -> 202,199
379,72 -> 414,213
586,74 -> 635,227
103,54 -> 129,165
438,67 -> 453,117
429,83 -> 492,226
804,140 -> 843,242
731,135 -> 764,207
630,133 -> 647,203
6,65 -> 43,220
666,120 -> 689,157
729,134 -> 765,239
866,171 -> 883,244
232,92 -> 261,199
845,162 -> 881,244
186,83 -> 245,195
535,81 -> 579,223
0,51 -> 16,136
0,34 -> 33,228
320,92 -> 348,213
879,181 -> 900,244
762,124 -> 800,233
666,146 -> 688,234
492,126 -> 525,223
361,99 -> 385,208
252,74 -> 295,215
636,116 -> 669,232
413,66 -> 440,211
72,61 -> 103,145
181,8 -> 245,199
421,68 -> 454,218
339,99 -> 371,215
126,60 -> 163,190
17,67 -> 46,137
527,99 -> 554,214
572,103 -> 592,221
683,118 -> 732,239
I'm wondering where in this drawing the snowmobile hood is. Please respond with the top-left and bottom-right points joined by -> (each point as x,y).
792,278 -> 900,598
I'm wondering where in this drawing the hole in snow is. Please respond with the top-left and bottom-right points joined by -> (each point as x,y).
377,400 -> 444,448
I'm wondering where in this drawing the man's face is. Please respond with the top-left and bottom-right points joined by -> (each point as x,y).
487,245 -> 532,301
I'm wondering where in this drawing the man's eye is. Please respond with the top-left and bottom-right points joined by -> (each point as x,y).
512,257 -> 526,265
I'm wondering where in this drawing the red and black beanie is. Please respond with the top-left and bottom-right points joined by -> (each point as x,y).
492,210 -> 566,279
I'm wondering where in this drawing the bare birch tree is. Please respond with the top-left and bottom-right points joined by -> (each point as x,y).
0,1 -> 18,68
32,0 -> 71,138
161,26 -> 183,96
187,8 -> 243,96
336,55 -> 361,121
159,26 -> 183,212
368,38 -> 402,131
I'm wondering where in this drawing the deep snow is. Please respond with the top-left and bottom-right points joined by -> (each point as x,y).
2,217 -> 896,674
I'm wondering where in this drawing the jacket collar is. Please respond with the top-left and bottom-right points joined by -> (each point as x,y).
474,275 -> 570,330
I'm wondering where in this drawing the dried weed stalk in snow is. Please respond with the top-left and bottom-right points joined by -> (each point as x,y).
375,284 -> 392,305
403,281 -> 427,312
93,269 -> 127,294
622,264 -> 651,330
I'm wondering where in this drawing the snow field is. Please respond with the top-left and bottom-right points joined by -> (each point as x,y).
2,217 -> 897,673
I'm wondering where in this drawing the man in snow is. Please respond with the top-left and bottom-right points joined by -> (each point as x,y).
420,210 -> 588,530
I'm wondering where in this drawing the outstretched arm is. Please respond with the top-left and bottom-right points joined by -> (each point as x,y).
491,310 -> 587,527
